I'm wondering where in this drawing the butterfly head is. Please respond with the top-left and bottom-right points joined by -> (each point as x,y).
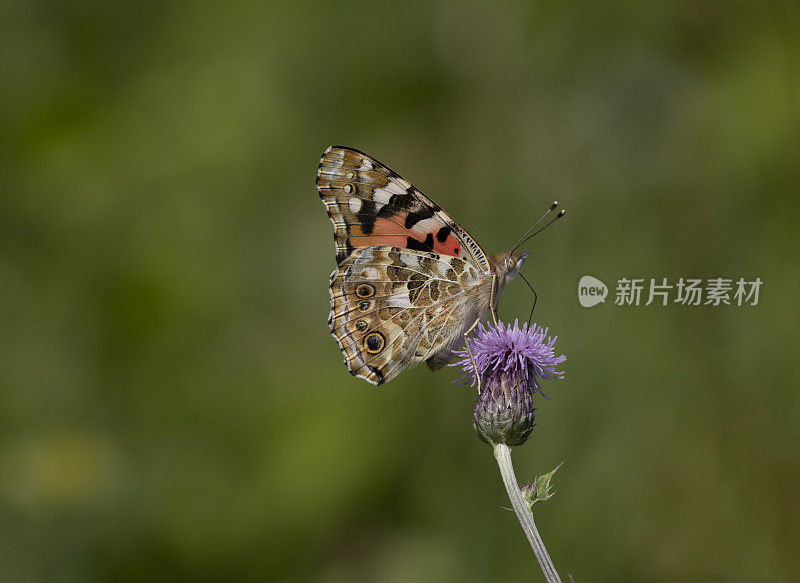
493,250 -> 530,283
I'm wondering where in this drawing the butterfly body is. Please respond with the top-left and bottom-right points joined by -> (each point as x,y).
318,147 -> 527,385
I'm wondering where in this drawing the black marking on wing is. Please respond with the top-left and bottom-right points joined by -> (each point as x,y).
387,191 -> 416,210
376,203 -> 399,221
336,240 -> 355,264
356,199 -> 378,235
367,364 -> 385,385
404,205 -> 437,229
406,237 -> 431,252
436,226 -> 451,243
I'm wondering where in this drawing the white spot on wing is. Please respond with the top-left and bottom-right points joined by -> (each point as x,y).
387,294 -> 414,308
357,248 -> 376,262
383,182 -> 407,196
349,197 -> 362,213
359,159 -> 373,171
372,188 -> 392,205
402,255 -> 421,270
410,217 -> 440,237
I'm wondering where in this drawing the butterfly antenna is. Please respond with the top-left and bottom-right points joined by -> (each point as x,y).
513,208 -> 566,251
511,201 -> 560,252
518,272 -> 537,325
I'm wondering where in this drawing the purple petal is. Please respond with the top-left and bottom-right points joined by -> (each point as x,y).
450,319 -> 566,393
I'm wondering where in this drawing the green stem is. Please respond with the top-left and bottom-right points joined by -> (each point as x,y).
493,444 -> 561,583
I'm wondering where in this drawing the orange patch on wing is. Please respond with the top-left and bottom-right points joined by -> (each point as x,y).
354,235 -> 407,247
432,236 -> 461,257
373,217 -> 409,236
349,215 -> 462,256
408,219 -> 462,257
348,220 -> 407,248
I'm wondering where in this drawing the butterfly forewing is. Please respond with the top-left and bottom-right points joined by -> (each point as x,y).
317,146 -> 490,270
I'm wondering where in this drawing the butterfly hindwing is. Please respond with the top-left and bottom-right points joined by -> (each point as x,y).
317,146 -> 490,271
328,246 -> 488,385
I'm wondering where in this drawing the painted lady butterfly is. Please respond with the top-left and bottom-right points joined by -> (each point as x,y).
317,146 -> 531,386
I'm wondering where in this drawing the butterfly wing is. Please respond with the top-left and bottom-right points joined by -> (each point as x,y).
317,146 -> 490,271
328,246 -> 490,385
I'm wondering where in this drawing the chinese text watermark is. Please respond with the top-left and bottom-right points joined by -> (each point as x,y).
579,276 -> 762,307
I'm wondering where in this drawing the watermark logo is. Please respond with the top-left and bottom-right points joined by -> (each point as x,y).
578,275 -> 608,307
578,276 -> 762,307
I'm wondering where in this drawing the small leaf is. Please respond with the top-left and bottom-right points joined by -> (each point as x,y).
521,460 -> 564,508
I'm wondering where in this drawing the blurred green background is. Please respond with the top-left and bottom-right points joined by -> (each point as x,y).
2,1 -> 799,581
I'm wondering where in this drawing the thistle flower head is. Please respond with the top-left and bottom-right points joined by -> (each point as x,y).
452,319 -> 566,447
451,319 -> 566,394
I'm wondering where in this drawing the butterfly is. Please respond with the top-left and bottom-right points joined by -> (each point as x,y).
317,146 -> 531,386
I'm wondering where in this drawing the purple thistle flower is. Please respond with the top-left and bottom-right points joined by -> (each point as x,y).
451,319 -> 566,447
451,319 -> 566,394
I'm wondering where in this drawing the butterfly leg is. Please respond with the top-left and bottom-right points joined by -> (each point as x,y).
463,317 -> 482,393
489,273 -> 499,325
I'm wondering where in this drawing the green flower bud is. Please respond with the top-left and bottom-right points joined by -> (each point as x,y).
472,373 -> 535,447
